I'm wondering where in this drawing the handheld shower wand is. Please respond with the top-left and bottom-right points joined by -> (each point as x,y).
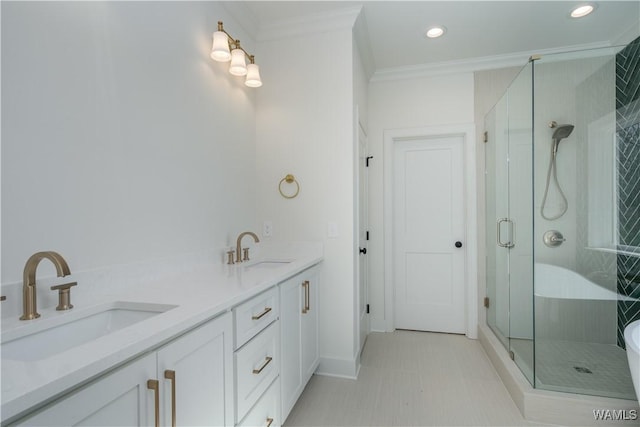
540,123 -> 574,221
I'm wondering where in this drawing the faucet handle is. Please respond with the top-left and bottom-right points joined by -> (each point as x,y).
243,247 -> 250,261
226,249 -> 235,265
51,282 -> 77,311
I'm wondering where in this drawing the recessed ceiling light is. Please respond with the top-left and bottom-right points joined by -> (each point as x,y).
426,26 -> 446,38
570,4 -> 595,18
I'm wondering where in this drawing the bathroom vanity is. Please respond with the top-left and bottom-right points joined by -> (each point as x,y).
1,243 -> 322,426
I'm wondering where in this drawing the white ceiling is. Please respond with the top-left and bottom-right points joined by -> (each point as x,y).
236,1 -> 640,74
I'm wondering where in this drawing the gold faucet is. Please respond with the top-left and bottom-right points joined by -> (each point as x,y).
236,231 -> 259,263
21,251 -> 71,320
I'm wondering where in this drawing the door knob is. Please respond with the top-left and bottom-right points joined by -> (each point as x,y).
359,247 -> 367,254
455,241 -> 463,248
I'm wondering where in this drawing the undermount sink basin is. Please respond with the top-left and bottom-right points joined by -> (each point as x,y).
1,301 -> 177,362
244,260 -> 292,270
625,319 -> 640,403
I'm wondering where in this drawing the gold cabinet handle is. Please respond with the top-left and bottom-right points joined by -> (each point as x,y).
147,379 -> 160,427
164,370 -> 176,427
266,417 -> 274,427
252,356 -> 273,374
252,306 -> 272,320
302,281 -> 310,314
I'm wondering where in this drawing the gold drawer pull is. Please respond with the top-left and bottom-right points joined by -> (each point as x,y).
252,356 -> 273,374
302,281 -> 310,314
147,379 -> 160,427
164,370 -> 176,427
252,306 -> 272,320
266,417 -> 274,427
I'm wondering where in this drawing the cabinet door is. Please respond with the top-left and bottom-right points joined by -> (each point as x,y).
301,268 -> 319,383
279,275 -> 302,421
157,312 -> 234,427
12,353 -> 156,427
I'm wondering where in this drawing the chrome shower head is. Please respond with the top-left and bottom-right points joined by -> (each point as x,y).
552,124 -> 574,141
551,124 -> 574,155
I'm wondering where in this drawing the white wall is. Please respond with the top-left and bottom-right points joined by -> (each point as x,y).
254,28 -> 358,376
367,73 -> 475,331
1,3 -> 256,308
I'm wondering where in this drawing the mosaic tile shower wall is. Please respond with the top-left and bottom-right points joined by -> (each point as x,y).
616,36 -> 640,348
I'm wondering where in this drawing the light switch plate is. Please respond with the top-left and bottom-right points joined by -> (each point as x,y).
327,221 -> 339,238
263,221 -> 273,237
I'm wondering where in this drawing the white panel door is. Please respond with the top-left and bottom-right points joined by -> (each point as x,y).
394,135 -> 466,333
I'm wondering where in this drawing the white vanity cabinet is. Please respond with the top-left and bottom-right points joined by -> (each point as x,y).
279,266 -> 319,422
10,313 -> 234,427
5,258 -> 323,427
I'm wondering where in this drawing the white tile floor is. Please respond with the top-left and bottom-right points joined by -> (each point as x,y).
284,330 -> 546,426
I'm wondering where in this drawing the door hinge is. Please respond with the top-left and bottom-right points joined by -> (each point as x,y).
484,297 -> 490,308
366,231 -> 370,241
509,350 -> 515,360
483,131 -> 488,143
366,304 -> 370,314
366,156 -> 373,167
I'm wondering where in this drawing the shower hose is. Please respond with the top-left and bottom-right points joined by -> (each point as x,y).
540,144 -> 568,221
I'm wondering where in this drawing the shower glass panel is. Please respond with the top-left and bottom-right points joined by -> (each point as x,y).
508,62 -> 534,385
533,46 -> 636,399
485,62 -> 535,384
485,95 -> 510,350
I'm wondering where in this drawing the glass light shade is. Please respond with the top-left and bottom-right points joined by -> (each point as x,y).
245,63 -> 262,87
210,31 -> 231,62
229,49 -> 247,76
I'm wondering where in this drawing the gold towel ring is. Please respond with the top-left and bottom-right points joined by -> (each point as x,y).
279,174 -> 300,199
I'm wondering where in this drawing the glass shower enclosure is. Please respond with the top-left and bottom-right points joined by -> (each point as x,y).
485,40 -> 640,400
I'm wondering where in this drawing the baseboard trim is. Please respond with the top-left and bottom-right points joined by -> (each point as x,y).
315,356 -> 359,380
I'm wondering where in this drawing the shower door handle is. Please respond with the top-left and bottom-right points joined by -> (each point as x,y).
497,218 -> 515,248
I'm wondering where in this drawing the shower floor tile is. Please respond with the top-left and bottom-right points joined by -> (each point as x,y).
512,339 -> 636,399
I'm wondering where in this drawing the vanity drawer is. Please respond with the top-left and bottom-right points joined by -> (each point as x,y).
236,321 -> 279,422
234,287 -> 279,349
237,377 -> 280,427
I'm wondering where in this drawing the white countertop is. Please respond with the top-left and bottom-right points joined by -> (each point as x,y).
1,242 -> 323,422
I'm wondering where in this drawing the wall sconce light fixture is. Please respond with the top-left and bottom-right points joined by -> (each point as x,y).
211,21 -> 262,88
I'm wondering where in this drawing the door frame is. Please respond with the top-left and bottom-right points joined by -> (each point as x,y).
354,105 -> 370,362
357,120 -> 370,354
383,124 -> 478,338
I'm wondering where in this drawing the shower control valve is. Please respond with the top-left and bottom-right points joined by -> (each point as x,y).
543,230 -> 565,248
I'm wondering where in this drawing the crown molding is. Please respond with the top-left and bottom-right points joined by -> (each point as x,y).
371,41 -> 613,82
257,5 -> 363,42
